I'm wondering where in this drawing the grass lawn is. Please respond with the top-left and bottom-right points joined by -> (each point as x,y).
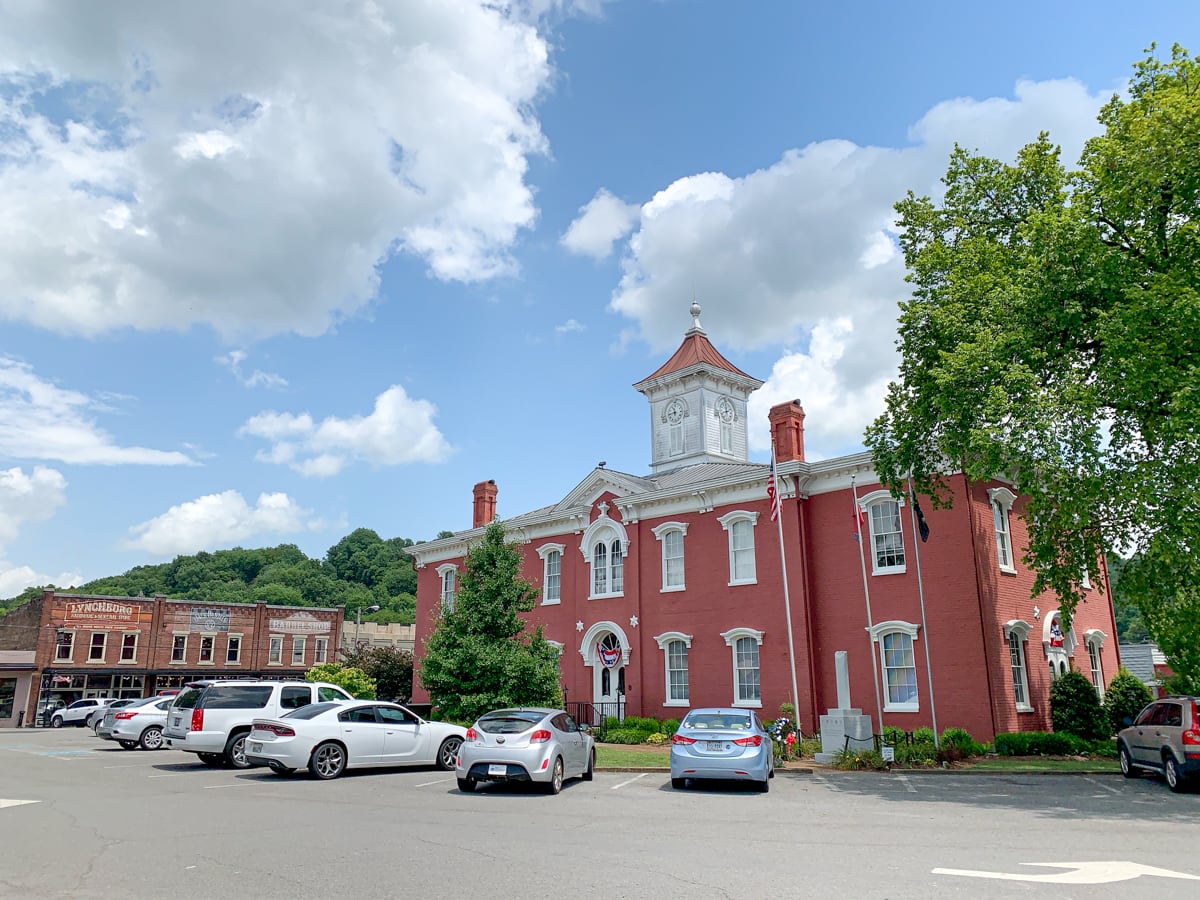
962,756 -> 1119,773
596,745 -> 670,767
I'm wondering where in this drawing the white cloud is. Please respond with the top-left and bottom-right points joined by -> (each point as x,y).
0,2 -> 555,339
600,77 -> 1111,455
216,350 -> 288,390
0,357 -> 194,466
555,318 -> 585,334
561,189 -> 639,259
0,563 -> 81,598
0,465 -> 68,549
125,490 -> 320,557
240,385 -> 453,477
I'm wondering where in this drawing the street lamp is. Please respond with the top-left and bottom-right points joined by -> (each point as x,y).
354,604 -> 381,647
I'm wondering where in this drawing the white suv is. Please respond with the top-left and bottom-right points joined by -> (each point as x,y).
49,698 -> 111,728
163,680 -> 354,768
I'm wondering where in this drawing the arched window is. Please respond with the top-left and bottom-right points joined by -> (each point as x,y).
1084,629 -> 1107,697
580,509 -> 628,600
721,628 -> 764,707
1003,620 -> 1033,712
868,621 -> 920,712
537,543 -> 564,605
654,632 -> 692,706
987,487 -> 1017,573
436,564 -> 457,614
858,490 -> 905,574
718,511 -> 758,585
652,522 -> 688,591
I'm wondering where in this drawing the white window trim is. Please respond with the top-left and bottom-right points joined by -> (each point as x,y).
268,634 -> 284,666
580,512 -> 629,600
987,487 -> 1018,574
170,632 -> 188,665
720,627 -> 764,708
118,631 -> 139,665
87,631 -> 107,664
546,640 -> 564,656
653,631 -> 693,707
857,490 -> 907,575
652,522 -> 689,593
291,635 -> 306,666
1042,610 -> 1075,680
226,633 -> 243,665
867,620 -> 920,713
537,543 -> 565,606
314,637 -> 328,665
1084,628 -> 1107,697
436,563 -> 458,613
717,511 -> 759,586
197,632 -> 217,666
54,629 -> 76,663
1003,619 -> 1034,713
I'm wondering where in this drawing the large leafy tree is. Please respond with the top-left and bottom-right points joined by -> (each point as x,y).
419,522 -> 561,722
866,46 -> 1200,671
340,645 -> 414,703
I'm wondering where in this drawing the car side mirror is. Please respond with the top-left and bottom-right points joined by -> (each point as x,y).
578,723 -> 590,733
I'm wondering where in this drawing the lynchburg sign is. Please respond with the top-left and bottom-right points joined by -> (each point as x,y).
62,600 -> 139,627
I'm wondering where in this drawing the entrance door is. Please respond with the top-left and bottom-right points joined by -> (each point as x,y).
592,633 -> 625,719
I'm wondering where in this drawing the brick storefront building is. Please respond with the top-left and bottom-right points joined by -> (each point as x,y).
0,591 -> 344,726
409,306 -> 1120,741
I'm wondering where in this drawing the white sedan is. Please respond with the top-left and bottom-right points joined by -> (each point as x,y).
244,700 -> 468,780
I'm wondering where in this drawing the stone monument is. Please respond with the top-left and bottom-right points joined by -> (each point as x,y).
814,650 -> 875,764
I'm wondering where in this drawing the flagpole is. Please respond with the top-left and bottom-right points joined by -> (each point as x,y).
772,446 -> 802,735
907,476 -> 939,748
852,474 -> 885,734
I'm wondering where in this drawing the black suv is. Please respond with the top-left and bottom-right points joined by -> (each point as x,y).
1117,696 -> 1200,792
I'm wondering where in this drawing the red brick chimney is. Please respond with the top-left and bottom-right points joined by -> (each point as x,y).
472,480 -> 498,528
769,400 -> 806,462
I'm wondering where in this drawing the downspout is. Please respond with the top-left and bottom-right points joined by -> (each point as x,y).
965,472 -> 1001,740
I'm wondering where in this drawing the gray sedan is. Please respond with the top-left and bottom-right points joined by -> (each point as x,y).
669,707 -> 774,792
456,708 -> 594,794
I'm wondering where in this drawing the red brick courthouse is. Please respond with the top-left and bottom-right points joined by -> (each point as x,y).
0,591 -> 343,726
410,306 -> 1120,741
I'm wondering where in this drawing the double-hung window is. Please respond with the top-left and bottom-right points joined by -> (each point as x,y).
988,487 -> 1018,573
537,544 -> 564,605
88,632 -> 107,662
718,511 -> 758,585
1084,630 -> 1107,698
859,491 -> 905,574
437,564 -> 458,613
868,621 -> 920,712
652,523 -> 687,591
721,628 -> 764,708
1003,620 -> 1033,711
654,632 -> 692,706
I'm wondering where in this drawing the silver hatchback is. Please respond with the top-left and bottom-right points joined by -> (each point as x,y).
456,708 -> 595,794
1117,696 -> 1200,792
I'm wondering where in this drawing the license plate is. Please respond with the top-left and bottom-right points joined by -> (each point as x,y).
250,742 -> 262,753
488,764 -> 507,776
706,741 -> 725,751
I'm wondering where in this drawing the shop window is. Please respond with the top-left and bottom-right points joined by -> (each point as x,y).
88,632 -> 107,662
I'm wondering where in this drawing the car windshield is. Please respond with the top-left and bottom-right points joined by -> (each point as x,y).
682,713 -> 752,731
477,710 -> 545,734
282,702 -> 340,720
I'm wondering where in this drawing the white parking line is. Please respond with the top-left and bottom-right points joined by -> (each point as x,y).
415,779 -> 451,787
147,774 -> 181,779
201,783 -> 251,790
895,775 -> 917,793
1084,777 -> 1121,795
104,763 -> 161,769
610,773 -> 649,790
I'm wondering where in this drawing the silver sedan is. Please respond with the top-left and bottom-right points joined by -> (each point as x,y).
669,708 -> 774,792
456,708 -> 594,795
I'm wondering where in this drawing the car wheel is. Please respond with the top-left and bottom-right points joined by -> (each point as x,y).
543,757 -> 564,795
224,732 -> 252,769
118,740 -> 138,750
309,741 -> 347,780
757,775 -> 770,793
268,763 -> 295,776
583,750 -> 595,782
457,777 -> 476,793
1119,745 -> 1138,778
198,753 -> 224,767
50,715 -> 64,729
139,726 -> 164,751
671,777 -> 687,789
1165,755 -> 1187,793
92,721 -> 102,735
437,737 -> 463,771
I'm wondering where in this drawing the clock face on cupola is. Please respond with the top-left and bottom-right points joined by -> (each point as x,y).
632,303 -> 765,475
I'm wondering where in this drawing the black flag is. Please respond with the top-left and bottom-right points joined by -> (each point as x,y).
912,493 -> 930,542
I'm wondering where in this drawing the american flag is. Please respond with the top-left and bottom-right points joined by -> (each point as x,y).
767,450 -> 781,522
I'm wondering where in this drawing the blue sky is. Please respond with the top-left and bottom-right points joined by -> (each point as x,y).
0,0 -> 1196,596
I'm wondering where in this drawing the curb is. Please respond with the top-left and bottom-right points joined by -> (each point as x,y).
597,766 -> 815,774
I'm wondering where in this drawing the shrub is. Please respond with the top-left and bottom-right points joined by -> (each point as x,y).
622,716 -> 661,733
939,727 -> 985,757
994,731 -> 1078,756
660,718 -> 680,736
911,726 -> 936,745
882,726 -> 907,746
1103,666 -> 1154,733
604,729 -> 650,745
1050,670 -> 1110,739
645,732 -> 668,744
834,747 -> 888,770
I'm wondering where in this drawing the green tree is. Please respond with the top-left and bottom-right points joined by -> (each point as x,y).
1103,666 -> 1154,733
305,663 -> 377,699
340,645 -> 414,703
865,46 -> 1200,665
419,521 -> 561,721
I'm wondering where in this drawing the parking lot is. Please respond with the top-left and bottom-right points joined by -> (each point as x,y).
2,728 -> 1199,899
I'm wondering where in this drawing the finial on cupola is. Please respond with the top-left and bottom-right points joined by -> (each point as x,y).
689,301 -> 704,334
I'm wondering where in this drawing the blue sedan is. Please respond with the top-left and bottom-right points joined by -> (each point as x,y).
670,708 -> 774,792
